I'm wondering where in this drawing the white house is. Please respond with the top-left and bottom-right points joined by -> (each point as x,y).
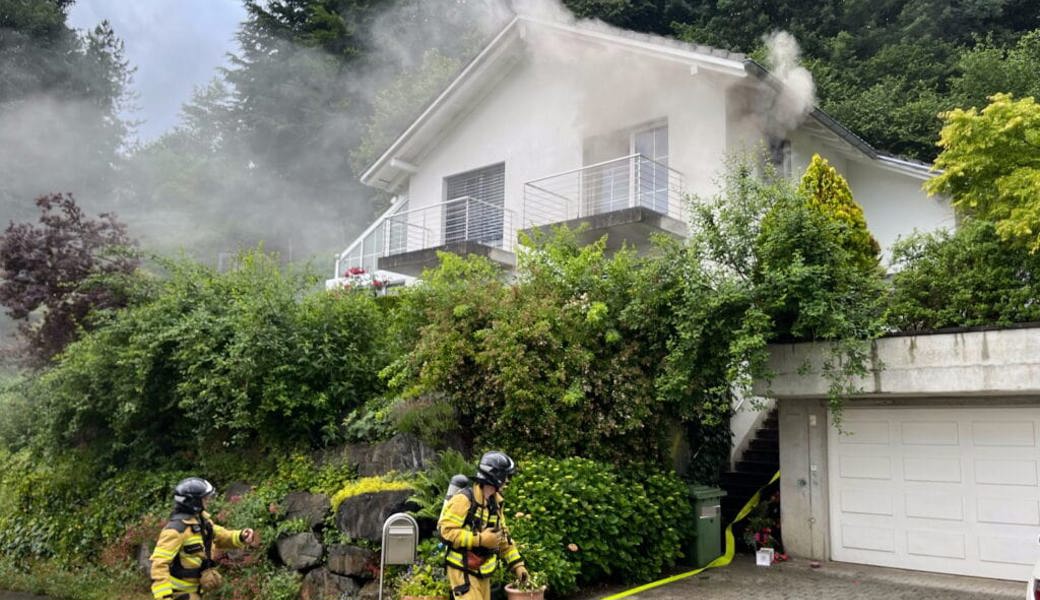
328,13 -> 1040,584
330,14 -> 952,286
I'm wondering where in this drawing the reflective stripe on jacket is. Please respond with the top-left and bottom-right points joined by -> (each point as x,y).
149,512 -> 244,599
438,486 -> 523,577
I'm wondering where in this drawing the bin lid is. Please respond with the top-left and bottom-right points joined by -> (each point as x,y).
689,485 -> 727,500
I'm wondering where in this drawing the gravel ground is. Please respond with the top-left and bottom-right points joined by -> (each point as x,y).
575,556 -> 1024,600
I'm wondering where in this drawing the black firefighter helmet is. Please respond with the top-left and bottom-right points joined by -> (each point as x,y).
173,477 -> 216,514
474,451 -> 517,489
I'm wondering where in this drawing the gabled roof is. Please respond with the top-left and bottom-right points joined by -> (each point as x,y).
360,15 -> 749,191
360,15 -> 933,191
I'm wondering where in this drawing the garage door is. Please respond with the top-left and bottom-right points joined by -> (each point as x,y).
829,405 -> 1040,580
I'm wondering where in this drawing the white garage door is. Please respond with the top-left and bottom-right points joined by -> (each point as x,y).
829,405 -> 1040,581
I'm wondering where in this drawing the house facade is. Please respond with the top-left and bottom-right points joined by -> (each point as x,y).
328,13 -> 1033,583
330,15 -> 952,286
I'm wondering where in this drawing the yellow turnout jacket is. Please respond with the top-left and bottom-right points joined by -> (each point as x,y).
149,511 -> 245,599
438,485 -> 523,577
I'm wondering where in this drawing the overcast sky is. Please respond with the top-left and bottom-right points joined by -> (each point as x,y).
68,0 -> 246,142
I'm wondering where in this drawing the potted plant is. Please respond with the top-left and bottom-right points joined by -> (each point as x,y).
504,570 -> 547,600
397,563 -> 450,600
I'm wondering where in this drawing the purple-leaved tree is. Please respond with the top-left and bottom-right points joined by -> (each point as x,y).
0,193 -> 139,366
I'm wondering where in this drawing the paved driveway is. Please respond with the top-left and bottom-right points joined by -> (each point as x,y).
578,557 -> 1023,600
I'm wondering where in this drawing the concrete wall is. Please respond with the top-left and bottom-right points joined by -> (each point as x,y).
778,398 -> 830,560
766,327 -> 1040,399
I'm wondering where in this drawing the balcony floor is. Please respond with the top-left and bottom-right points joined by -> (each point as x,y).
377,240 -> 516,278
520,206 -> 687,253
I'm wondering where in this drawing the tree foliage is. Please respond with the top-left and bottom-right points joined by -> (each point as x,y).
796,154 -> 880,271
0,194 -> 139,366
926,93 -> 1040,252
887,219 -> 1040,331
385,154 -> 886,468
667,1 -> 1040,159
0,3 -> 135,223
35,251 -> 392,467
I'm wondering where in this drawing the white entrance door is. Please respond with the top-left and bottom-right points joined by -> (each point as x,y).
828,405 -> 1040,581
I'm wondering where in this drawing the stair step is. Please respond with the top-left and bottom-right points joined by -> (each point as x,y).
748,437 -> 779,452
720,471 -> 776,488
755,428 -> 779,441
736,459 -> 779,474
742,449 -> 779,463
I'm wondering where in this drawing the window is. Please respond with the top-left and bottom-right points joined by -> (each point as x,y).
769,139 -> 792,179
633,124 -> 669,214
444,163 -> 505,245
582,121 -> 670,216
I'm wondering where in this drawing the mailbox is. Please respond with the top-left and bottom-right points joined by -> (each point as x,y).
382,514 -> 419,565
378,513 -> 420,600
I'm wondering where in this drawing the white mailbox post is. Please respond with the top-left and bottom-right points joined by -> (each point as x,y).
378,513 -> 419,600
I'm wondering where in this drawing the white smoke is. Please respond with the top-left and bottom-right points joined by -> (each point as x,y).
763,31 -> 816,128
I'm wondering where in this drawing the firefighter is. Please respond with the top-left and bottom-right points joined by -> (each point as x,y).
439,451 -> 530,600
149,477 -> 258,600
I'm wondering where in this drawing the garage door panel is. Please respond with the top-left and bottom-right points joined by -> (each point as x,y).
974,459 -> 1037,486
829,405 -> 1040,581
976,497 -> 1039,525
904,457 -> 962,482
972,421 -> 1035,446
839,454 -> 892,479
907,530 -> 965,559
978,535 -> 1036,566
838,420 -> 890,444
905,493 -> 964,521
901,421 -> 959,445
841,488 -> 894,515
841,524 -> 895,553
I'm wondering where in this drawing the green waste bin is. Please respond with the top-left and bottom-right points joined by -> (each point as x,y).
688,485 -> 727,567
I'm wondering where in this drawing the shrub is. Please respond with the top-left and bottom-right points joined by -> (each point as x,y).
409,449 -> 473,521
331,476 -> 413,511
505,456 -> 693,594
35,250 -> 393,466
887,218 -> 1040,330
386,235 -> 681,464
797,153 -> 880,271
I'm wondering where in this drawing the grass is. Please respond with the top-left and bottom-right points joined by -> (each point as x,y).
0,559 -> 147,600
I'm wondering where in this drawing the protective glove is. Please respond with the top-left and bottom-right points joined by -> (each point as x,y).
477,528 -> 502,548
513,565 -> 530,585
241,528 -> 260,547
199,568 -> 223,591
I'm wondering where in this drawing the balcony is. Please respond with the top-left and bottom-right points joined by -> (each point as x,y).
521,153 -> 686,251
354,197 -> 516,279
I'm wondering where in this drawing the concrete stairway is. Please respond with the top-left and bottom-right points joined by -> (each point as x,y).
720,408 -> 780,547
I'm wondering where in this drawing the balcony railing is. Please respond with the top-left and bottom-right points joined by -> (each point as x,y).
521,153 -> 685,229
334,199 -> 407,278
384,196 -> 514,255
334,196 -> 515,280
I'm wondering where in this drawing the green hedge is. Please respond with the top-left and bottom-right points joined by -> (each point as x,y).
888,218 -> 1040,331
505,456 -> 693,594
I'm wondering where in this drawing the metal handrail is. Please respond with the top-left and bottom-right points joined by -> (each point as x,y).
389,195 -> 506,219
525,153 -> 684,185
521,154 -> 686,229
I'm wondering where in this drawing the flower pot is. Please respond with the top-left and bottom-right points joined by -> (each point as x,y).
504,584 -> 547,600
